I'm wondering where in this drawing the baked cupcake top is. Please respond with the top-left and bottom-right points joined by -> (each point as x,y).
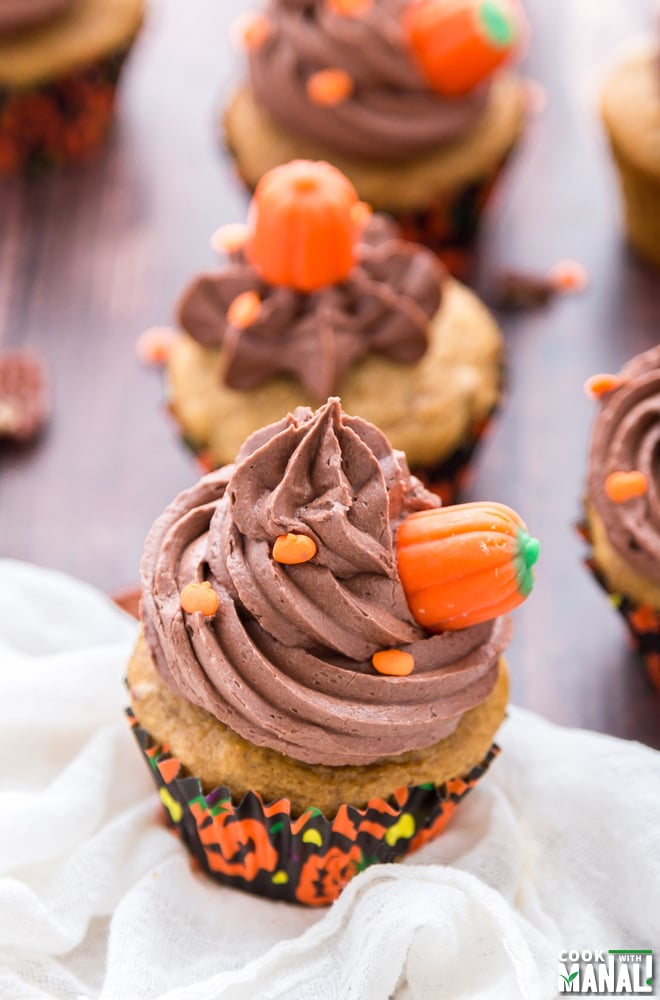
141,398 -> 538,766
241,0 -> 526,159
0,0 -> 73,31
177,159 -> 444,401
586,345 -> 660,586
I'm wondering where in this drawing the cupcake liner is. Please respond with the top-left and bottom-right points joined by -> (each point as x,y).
579,520 -> 660,692
606,139 -> 660,270
127,707 -> 499,906
376,157 -> 512,280
0,46 -> 132,174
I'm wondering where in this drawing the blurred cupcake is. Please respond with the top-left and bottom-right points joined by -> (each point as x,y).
0,0 -> 143,172
224,0 -> 528,272
164,159 -> 504,503
582,347 -> 660,692
127,398 -> 539,904
601,33 -> 660,268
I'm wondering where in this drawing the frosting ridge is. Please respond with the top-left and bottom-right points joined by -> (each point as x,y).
141,400 -> 511,765
247,0 -> 490,159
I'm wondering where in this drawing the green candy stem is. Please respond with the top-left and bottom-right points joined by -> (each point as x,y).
514,528 -> 540,597
479,1 -> 516,48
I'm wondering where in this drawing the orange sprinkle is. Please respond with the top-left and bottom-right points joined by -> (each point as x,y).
227,291 -> 261,329
195,451 -> 215,475
605,471 -> 648,504
372,649 -> 415,677
272,533 -> 317,565
548,259 -> 589,293
210,223 -> 249,255
136,327 -> 178,366
180,581 -> 220,616
326,0 -> 373,15
306,69 -> 354,107
584,373 -> 624,400
232,12 -> 270,51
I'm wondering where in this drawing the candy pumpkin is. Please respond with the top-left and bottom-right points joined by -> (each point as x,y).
403,0 -> 525,98
246,159 -> 362,292
397,501 -> 539,630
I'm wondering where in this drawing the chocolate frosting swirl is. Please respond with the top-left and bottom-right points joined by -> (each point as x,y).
141,400 -> 511,766
177,216 -> 444,402
588,345 -> 660,586
248,0 -> 489,159
0,0 -> 73,31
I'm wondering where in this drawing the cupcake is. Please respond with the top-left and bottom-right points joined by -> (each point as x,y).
224,0 -> 528,271
165,158 -> 504,503
127,398 -> 539,904
0,0 -> 143,172
582,347 -> 660,692
601,32 -> 660,268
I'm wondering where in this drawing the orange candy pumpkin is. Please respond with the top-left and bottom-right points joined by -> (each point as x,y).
246,160 -> 362,292
403,0 -> 525,98
397,502 -> 539,631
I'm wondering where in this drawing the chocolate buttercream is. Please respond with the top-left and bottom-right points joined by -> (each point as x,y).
247,0 -> 489,159
587,345 -> 660,586
141,399 -> 511,766
178,215 -> 444,402
0,0 -> 73,31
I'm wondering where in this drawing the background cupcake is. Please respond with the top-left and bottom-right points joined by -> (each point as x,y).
0,0 -> 143,172
582,346 -> 660,692
224,0 -> 528,272
128,399 -> 539,905
600,27 -> 660,269
164,158 -> 504,503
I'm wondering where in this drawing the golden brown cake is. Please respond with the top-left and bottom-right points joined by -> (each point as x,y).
601,47 -> 660,268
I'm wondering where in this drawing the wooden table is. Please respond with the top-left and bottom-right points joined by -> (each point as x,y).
1,0 -> 658,748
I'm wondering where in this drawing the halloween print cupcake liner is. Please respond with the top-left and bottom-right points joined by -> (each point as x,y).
128,707 -> 499,907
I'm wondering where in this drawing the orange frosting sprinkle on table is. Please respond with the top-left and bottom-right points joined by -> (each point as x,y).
547,258 -> 589,293
210,223 -> 249,255
306,69 -> 355,106
180,581 -> 220,616
604,471 -> 648,504
372,650 -> 415,676
136,327 -> 178,366
584,374 -> 624,400
227,291 -> 261,329
273,533 -> 317,565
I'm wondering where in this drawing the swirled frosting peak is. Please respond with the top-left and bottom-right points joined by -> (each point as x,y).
587,345 -> 660,586
177,214 -> 444,402
246,0 -> 492,159
141,399 -> 512,766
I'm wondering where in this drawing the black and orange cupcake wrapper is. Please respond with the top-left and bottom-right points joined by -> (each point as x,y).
579,521 -> 660,693
127,707 -> 499,906
0,46 -> 133,174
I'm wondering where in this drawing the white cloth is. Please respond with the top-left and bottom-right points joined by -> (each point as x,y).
0,559 -> 658,1000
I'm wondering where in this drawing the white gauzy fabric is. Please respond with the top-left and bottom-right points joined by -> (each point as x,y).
0,559 -> 658,1000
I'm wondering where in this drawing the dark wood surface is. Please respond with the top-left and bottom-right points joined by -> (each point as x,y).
1,0 -> 658,747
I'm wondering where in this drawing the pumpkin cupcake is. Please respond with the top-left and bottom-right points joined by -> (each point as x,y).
224,0 -> 528,272
0,0 -> 143,172
164,158 -> 504,503
582,346 -> 660,692
127,398 -> 539,905
601,32 -> 660,269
